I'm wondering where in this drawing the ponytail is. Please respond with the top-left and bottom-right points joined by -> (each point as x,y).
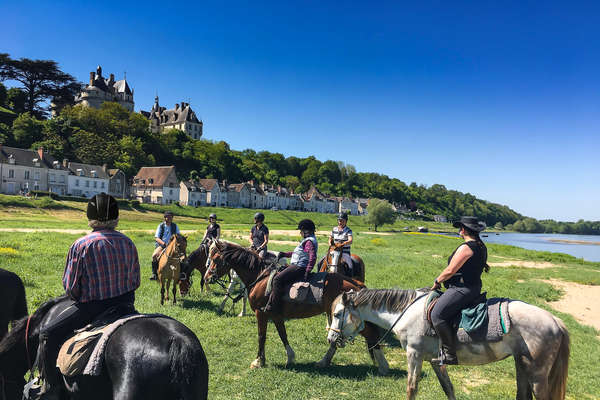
464,227 -> 490,273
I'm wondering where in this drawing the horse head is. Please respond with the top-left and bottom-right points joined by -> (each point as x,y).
327,291 -> 364,348
326,245 -> 343,273
204,240 -> 230,283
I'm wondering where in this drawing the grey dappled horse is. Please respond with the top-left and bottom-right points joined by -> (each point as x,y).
327,288 -> 569,400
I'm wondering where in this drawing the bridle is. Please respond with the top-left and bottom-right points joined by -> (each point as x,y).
328,297 -> 363,347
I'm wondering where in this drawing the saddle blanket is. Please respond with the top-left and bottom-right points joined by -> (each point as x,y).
424,291 -> 511,343
265,270 -> 327,305
57,313 -> 172,377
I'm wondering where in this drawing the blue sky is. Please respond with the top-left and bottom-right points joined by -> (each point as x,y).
2,1 -> 598,221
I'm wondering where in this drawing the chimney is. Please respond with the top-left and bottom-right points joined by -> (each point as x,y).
89,72 -> 94,86
175,103 -> 179,110
37,147 -> 44,160
181,102 -> 185,109
102,163 -> 107,172
62,159 -> 68,168
109,73 -> 115,84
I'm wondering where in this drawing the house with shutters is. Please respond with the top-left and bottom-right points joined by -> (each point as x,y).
179,180 -> 208,207
132,166 -> 180,204
64,161 -> 110,198
197,179 -> 227,207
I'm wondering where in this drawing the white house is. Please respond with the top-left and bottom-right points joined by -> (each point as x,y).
198,179 -> 227,207
180,180 -> 207,207
132,166 -> 179,204
65,161 -> 110,198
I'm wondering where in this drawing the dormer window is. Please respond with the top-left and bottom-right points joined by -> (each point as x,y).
148,178 -> 154,184
91,170 -> 97,178
32,158 -> 40,167
53,160 -> 60,169
77,168 -> 84,176
8,155 -> 15,164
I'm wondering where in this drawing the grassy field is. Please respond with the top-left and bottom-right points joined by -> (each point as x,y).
1,199 -> 599,399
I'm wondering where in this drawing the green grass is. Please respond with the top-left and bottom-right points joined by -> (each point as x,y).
1,204 -> 599,399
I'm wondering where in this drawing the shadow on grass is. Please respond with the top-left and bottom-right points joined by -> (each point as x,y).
181,297 -> 222,314
279,362 -> 408,380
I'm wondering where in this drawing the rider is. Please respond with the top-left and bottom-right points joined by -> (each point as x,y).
430,216 -> 489,365
249,212 -> 269,259
150,211 -> 180,280
202,213 -> 220,243
37,193 -> 140,399
329,212 -> 354,275
263,219 -> 318,314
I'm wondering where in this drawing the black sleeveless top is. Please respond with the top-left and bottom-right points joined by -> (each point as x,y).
205,223 -> 220,239
445,241 -> 487,288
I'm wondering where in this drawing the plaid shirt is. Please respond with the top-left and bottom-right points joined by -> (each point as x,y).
63,229 -> 140,303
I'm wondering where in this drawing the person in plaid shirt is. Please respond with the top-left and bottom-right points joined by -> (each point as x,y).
37,193 -> 140,400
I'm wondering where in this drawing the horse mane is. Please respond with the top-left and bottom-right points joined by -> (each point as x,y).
0,295 -> 68,353
187,245 -> 205,265
349,288 -> 419,313
219,242 -> 264,271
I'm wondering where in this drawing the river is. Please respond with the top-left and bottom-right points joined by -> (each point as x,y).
476,233 -> 600,262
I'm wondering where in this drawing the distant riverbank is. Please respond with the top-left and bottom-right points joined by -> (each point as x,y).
547,238 -> 600,246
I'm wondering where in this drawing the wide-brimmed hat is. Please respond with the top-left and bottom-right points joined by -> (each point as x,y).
87,193 -> 118,221
453,216 -> 486,232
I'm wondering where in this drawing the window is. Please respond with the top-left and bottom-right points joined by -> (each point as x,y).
75,179 -> 79,187
86,181 -> 90,187
101,182 -> 105,189
49,173 -> 55,182
93,181 -> 97,188
24,171 -> 30,179
169,189 -> 173,195
34,172 -> 40,180
8,169 -> 14,178
59,175 -> 65,183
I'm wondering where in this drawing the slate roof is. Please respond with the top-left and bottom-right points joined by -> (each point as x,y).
197,179 -> 220,191
133,166 -> 177,188
66,162 -> 110,179
144,98 -> 201,126
181,180 -> 206,192
228,183 -> 249,193
0,146 -> 63,169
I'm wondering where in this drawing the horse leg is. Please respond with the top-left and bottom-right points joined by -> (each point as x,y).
238,285 -> 248,317
160,281 -> 165,305
430,362 -> 456,400
172,278 -> 177,305
514,356 -> 533,400
218,278 -> 236,314
316,311 -> 337,368
405,349 -> 424,400
363,323 -> 389,375
273,318 -> 295,367
250,311 -> 267,369
165,278 -> 171,301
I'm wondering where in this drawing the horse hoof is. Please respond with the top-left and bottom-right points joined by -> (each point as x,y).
378,366 -> 390,376
237,312 -> 245,317
315,359 -> 329,368
250,359 -> 264,369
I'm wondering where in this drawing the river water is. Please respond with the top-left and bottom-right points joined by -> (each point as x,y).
476,233 -> 600,262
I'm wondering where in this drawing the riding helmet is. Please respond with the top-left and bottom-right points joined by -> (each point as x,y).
164,211 -> 174,217
87,193 -> 118,222
254,212 -> 265,222
297,219 -> 316,232
209,213 -> 217,219
337,212 -> 348,221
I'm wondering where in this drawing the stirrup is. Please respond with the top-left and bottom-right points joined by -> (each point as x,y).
431,349 -> 458,366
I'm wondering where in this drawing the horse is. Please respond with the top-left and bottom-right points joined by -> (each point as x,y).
318,245 -> 366,282
158,233 -> 187,305
0,268 -> 28,341
327,288 -> 570,400
203,240 -> 388,373
0,296 -> 209,400
179,240 -> 212,296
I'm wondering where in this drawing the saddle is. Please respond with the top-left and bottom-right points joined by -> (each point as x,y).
265,269 -> 327,305
56,304 -> 138,377
425,291 -> 511,343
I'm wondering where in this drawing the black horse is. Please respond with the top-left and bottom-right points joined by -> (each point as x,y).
0,296 -> 209,400
0,268 -> 28,341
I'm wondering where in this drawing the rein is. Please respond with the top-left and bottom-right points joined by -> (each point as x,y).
25,314 -> 33,376
366,292 -> 429,351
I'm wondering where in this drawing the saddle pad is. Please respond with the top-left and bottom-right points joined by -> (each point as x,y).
283,272 -> 327,305
457,298 -> 511,343
57,314 -> 173,377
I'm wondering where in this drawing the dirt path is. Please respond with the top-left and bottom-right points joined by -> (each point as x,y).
0,228 -> 199,234
545,279 -> 600,332
488,260 -> 559,269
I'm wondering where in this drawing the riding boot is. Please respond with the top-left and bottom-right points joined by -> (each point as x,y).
150,260 -> 158,280
37,336 -> 62,400
431,321 -> 458,365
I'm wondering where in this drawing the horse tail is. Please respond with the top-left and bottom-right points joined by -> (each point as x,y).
352,255 -> 366,283
168,335 -> 209,400
549,316 -> 570,400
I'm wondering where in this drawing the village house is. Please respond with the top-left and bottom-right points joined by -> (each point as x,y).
179,180 -> 207,207
132,166 -> 179,204
227,183 -> 251,208
197,179 -> 227,207
246,181 -> 266,209
64,160 -> 110,198
433,215 -> 448,223
106,168 -> 128,199
334,196 -> 359,215
0,146 -> 68,195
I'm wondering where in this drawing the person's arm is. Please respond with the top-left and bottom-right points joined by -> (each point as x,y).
432,244 -> 473,289
328,233 -> 334,246
63,243 -> 83,301
155,224 -> 166,247
340,233 -> 353,248
303,240 -> 317,279
202,227 -> 209,241
260,234 -> 269,249
216,227 -> 221,240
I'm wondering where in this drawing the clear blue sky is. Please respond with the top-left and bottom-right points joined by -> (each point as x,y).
2,1 -> 598,221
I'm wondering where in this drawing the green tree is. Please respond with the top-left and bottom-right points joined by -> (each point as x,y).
6,88 -> 27,114
0,82 -> 6,106
494,222 -> 504,230
365,199 -> 397,231
11,112 -> 44,148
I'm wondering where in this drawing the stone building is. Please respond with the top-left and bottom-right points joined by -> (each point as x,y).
141,96 -> 203,140
74,66 -> 134,112
132,166 -> 180,205
63,161 -> 110,198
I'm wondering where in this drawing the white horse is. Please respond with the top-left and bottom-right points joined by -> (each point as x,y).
327,288 -> 569,400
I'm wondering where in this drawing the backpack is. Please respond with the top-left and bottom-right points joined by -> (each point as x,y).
158,222 -> 178,239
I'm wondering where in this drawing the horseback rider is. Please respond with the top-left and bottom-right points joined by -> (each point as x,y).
37,193 -> 140,400
263,219 -> 318,314
202,213 -> 220,243
150,211 -> 180,280
249,212 -> 269,259
329,212 -> 354,274
430,216 -> 490,365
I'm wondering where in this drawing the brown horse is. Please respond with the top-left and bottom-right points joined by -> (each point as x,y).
204,241 -> 389,373
318,245 -> 366,282
179,241 -> 212,296
158,233 -> 187,305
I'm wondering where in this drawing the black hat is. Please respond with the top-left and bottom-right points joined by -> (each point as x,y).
337,212 -> 348,221
297,219 -> 316,232
164,211 -> 174,217
87,193 -> 118,222
209,213 -> 217,219
254,212 -> 265,222
453,216 -> 486,232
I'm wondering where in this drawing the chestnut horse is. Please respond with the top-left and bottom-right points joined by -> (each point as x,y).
318,245 -> 366,282
204,241 -> 388,373
157,233 -> 187,305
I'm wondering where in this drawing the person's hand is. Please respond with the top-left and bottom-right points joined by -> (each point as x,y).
431,279 -> 441,291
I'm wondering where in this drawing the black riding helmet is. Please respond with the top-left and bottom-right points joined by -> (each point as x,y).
297,219 -> 316,232
87,193 -> 118,221
209,213 -> 217,219
337,212 -> 348,221
254,212 -> 265,222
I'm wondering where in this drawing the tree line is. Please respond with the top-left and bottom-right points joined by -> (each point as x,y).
1,53 -> 597,233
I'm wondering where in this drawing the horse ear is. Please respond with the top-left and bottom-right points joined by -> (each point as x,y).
342,292 -> 348,304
